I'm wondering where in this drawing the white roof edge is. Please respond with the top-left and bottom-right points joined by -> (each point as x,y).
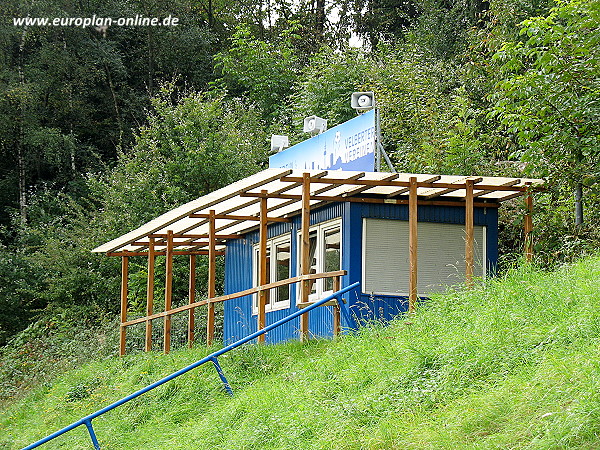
91,168 -> 292,254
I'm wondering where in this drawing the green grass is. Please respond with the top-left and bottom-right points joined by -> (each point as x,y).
2,256 -> 600,449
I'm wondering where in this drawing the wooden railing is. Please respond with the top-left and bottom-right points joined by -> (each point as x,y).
121,270 -> 347,353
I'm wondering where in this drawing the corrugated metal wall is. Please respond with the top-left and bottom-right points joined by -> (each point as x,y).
224,200 -> 498,344
223,203 -> 345,344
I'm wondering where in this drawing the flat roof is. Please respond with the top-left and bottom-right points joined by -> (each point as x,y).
92,169 -> 543,254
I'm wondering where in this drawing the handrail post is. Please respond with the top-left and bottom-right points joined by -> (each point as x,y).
83,419 -> 101,450
211,357 -> 234,396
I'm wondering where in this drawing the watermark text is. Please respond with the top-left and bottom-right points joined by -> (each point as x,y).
13,15 -> 179,28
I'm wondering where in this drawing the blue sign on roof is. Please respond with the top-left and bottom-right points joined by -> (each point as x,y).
269,110 -> 376,172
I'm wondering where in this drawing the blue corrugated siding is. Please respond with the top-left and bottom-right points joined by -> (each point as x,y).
224,200 -> 499,344
224,203 -> 345,344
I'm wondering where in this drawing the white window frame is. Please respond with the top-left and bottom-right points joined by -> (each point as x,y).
252,233 -> 291,315
296,218 -> 342,304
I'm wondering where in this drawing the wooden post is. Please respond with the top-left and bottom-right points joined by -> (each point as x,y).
164,230 -> 173,354
257,192 -> 268,343
332,275 -> 341,336
465,179 -> 474,288
206,210 -> 216,346
408,177 -> 418,313
188,254 -> 196,348
524,183 -> 533,262
300,173 -> 311,341
145,238 -> 155,352
119,254 -> 129,357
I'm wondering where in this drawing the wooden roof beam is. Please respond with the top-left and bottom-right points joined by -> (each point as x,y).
281,175 -> 407,187
473,179 -> 520,198
386,175 -> 441,198
148,233 -> 242,240
106,250 -> 225,257
265,171 -> 374,213
424,177 -> 483,199
169,171 -> 329,243
239,192 -> 500,208
188,213 -> 291,223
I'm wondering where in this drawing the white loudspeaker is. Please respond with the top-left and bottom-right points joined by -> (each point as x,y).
303,116 -> 328,135
351,92 -> 375,111
270,135 -> 289,153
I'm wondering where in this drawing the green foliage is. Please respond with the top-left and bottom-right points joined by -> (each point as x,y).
0,305 -> 117,404
3,256 -> 600,448
100,85 -> 269,231
214,23 -> 302,120
289,47 -> 372,136
0,245 -> 43,345
491,0 -> 600,186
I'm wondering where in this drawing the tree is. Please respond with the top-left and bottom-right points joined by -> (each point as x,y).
100,86 -> 270,230
214,23 -> 302,121
491,0 -> 600,225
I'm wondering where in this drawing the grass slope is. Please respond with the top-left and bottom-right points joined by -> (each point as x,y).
2,257 -> 600,449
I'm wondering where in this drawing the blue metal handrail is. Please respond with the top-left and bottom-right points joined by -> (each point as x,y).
22,281 -> 360,450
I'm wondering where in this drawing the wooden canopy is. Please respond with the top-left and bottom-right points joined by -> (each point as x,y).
94,168 -> 543,355
92,168 -> 543,256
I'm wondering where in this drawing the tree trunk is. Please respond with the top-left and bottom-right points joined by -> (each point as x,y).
17,28 -> 27,224
574,183 -> 583,226
315,0 -> 326,44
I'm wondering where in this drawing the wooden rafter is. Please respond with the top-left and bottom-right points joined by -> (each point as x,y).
423,177 -> 482,199
157,171 -> 329,248
385,175 -> 441,198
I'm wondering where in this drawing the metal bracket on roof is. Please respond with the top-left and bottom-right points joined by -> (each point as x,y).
377,142 -> 396,173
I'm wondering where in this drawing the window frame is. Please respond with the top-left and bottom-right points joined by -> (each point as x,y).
252,233 -> 292,315
296,218 -> 342,304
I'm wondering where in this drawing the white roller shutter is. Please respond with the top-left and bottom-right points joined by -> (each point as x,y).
362,219 -> 486,296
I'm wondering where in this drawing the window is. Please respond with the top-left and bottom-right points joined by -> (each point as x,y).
362,218 -> 486,296
253,234 -> 291,314
297,219 -> 342,302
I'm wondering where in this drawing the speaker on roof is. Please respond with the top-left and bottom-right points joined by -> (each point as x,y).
351,92 -> 376,112
303,116 -> 328,135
